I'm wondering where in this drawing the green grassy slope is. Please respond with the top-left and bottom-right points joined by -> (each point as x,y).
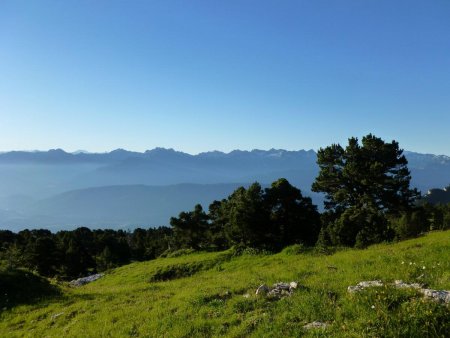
1,231 -> 449,337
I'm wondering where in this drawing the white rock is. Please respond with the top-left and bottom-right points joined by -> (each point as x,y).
394,280 -> 422,289
420,289 -> 450,304
273,282 -> 290,290
347,285 -> 361,293
70,273 -> 104,287
257,281 -> 299,299
268,288 -> 281,297
303,321 -> 329,330
351,279 -> 450,305
348,280 -> 383,293
358,280 -> 383,288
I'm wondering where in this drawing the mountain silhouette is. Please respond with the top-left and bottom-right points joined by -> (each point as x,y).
0,148 -> 448,230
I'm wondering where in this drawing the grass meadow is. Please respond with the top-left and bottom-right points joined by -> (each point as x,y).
1,230 -> 449,337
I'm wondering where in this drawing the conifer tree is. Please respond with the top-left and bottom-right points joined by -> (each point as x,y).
312,134 -> 419,246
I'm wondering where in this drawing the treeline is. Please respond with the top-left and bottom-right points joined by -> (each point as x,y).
169,183 -> 450,252
170,178 -> 320,251
1,134 -> 450,280
0,227 -> 172,279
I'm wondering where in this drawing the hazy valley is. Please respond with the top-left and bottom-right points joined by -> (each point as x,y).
0,148 -> 449,230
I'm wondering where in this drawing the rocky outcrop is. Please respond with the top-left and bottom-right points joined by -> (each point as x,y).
394,280 -> 450,304
255,281 -> 299,299
70,273 -> 104,287
421,288 -> 450,304
347,280 -> 384,293
393,280 -> 422,289
348,280 -> 450,304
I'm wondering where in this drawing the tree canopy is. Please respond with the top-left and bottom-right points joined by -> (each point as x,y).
170,204 -> 209,250
312,134 -> 420,247
170,179 -> 321,250
312,134 -> 419,213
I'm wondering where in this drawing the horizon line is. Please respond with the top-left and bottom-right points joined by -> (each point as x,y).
0,147 -> 449,158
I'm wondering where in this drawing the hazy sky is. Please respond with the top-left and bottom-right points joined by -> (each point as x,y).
1,1 -> 449,155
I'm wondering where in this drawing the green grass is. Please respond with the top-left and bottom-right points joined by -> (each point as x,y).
1,231 -> 449,337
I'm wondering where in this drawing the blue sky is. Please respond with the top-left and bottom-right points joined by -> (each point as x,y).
1,1 -> 449,155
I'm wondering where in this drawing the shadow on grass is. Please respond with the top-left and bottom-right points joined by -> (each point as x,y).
0,268 -> 61,311
149,252 -> 233,282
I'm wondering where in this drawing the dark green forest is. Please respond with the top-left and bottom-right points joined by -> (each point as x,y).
1,135 -> 450,280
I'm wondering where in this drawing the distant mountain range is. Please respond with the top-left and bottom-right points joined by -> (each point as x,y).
0,148 -> 449,230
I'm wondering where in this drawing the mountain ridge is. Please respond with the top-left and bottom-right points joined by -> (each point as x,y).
0,147 -> 447,157
0,148 -> 324,163
0,148 -> 449,231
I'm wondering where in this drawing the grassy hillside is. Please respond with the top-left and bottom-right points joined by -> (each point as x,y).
1,231 -> 449,337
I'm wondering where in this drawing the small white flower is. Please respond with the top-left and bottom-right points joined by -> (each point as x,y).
409,262 -> 413,265
371,305 -> 375,309
422,266 -> 426,269
401,261 -> 405,265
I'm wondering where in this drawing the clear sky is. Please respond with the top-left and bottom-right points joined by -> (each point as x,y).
1,1 -> 449,155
